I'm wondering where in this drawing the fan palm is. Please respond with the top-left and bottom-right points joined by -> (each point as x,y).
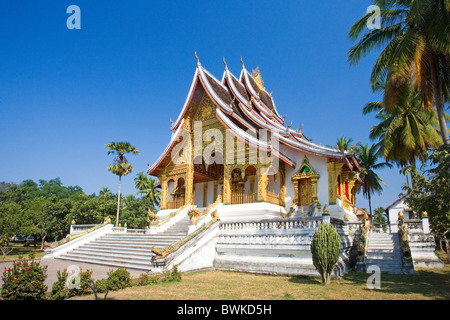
105,141 -> 140,227
354,143 -> 391,215
348,0 -> 450,145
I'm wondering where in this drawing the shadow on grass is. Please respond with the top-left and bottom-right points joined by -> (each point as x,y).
343,269 -> 450,300
285,267 -> 449,300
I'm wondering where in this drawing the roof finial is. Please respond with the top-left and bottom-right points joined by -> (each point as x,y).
240,56 -> 245,69
223,57 -> 228,70
195,50 -> 201,66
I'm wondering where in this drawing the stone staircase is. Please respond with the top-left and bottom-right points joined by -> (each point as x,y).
366,232 -> 403,274
56,216 -> 190,271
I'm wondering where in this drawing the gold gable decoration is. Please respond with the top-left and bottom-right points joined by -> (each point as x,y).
291,156 -> 320,180
252,66 -> 265,91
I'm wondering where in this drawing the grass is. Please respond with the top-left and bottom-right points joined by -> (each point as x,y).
71,262 -> 450,300
1,242 -> 45,262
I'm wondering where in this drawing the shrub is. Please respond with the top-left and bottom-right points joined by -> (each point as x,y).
50,268 -> 94,300
133,266 -> 182,287
310,223 -> 341,285
1,258 -> 48,300
51,269 -> 69,300
162,266 -> 182,282
105,268 -> 133,291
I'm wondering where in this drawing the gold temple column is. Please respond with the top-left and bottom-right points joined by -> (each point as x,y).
223,164 -> 231,204
327,159 -> 344,205
160,174 -> 168,210
311,177 -> 319,204
257,170 -> 268,202
184,116 -> 194,205
293,180 -> 299,205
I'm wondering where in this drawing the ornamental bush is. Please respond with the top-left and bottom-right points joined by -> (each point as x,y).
310,223 -> 341,285
104,268 -> 133,291
50,268 -> 94,300
1,259 -> 48,300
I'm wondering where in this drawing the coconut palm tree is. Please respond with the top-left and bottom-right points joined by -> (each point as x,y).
99,187 -> 113,200
335,136 -> 361,153
353,143 -> 391,215
348,0 -> 450,145
105,141 -> 140,227
364,82 -> 444,171
134,172 -> 161,210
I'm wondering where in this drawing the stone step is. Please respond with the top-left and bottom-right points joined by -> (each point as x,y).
73,247 -> 155,258
67,249 -> 153,263
101,235 -> 186,242
95,239 -> 178,247
57,254 -> 153,271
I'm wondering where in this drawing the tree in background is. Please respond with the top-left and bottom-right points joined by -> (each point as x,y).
403,145 -> 450,262
354,144 -> 391,215
373,206 -> 387,226
363,81 -> 445,185
335,136 -> 360,153
134,172 -> 160,212
349,0 -> 450,145
105,141 -> 140,227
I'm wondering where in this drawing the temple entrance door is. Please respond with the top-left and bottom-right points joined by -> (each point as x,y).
297,178 -> 311,206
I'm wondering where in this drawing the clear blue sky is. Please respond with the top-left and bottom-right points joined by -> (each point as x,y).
0,0 -> 407,211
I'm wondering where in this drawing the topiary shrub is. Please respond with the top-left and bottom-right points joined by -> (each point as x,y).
1,258 -> 48,300
310,223 -> 341,285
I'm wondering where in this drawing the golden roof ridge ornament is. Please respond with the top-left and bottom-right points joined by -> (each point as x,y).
252,66 -> 265,91
241,56 -> 245,69
195,50 -> 201,67
223,57 -> 228,70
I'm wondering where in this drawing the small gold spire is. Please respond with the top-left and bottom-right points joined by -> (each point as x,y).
241,56 -> 245,69
287,121 -> 292,129
298,124 -> 303,132
223,57 -> 228,70
269,92 -> 273,97
195,50 -> 201,66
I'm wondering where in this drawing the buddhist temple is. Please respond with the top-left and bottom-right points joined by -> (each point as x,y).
148,55 -> 362,221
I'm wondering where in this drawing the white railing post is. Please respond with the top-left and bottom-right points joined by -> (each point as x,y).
421,211 -> 430,234
322,205 -> 330,224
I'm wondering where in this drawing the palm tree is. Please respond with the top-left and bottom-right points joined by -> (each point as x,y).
353,143 -> 391,215
134,172 -> 148,198
348,0 -> 450,145
364,82 -> 444,171
335,136 -> 360,153
105,141 -> 140,227
99,187 -> 113,200
134,172 -> 160,210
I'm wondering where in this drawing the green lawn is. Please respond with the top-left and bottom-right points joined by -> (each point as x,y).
1,242 -> 45,262
72,259 -> 450,300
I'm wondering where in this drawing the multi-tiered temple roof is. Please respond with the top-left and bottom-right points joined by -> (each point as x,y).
148,57 -> 360,176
